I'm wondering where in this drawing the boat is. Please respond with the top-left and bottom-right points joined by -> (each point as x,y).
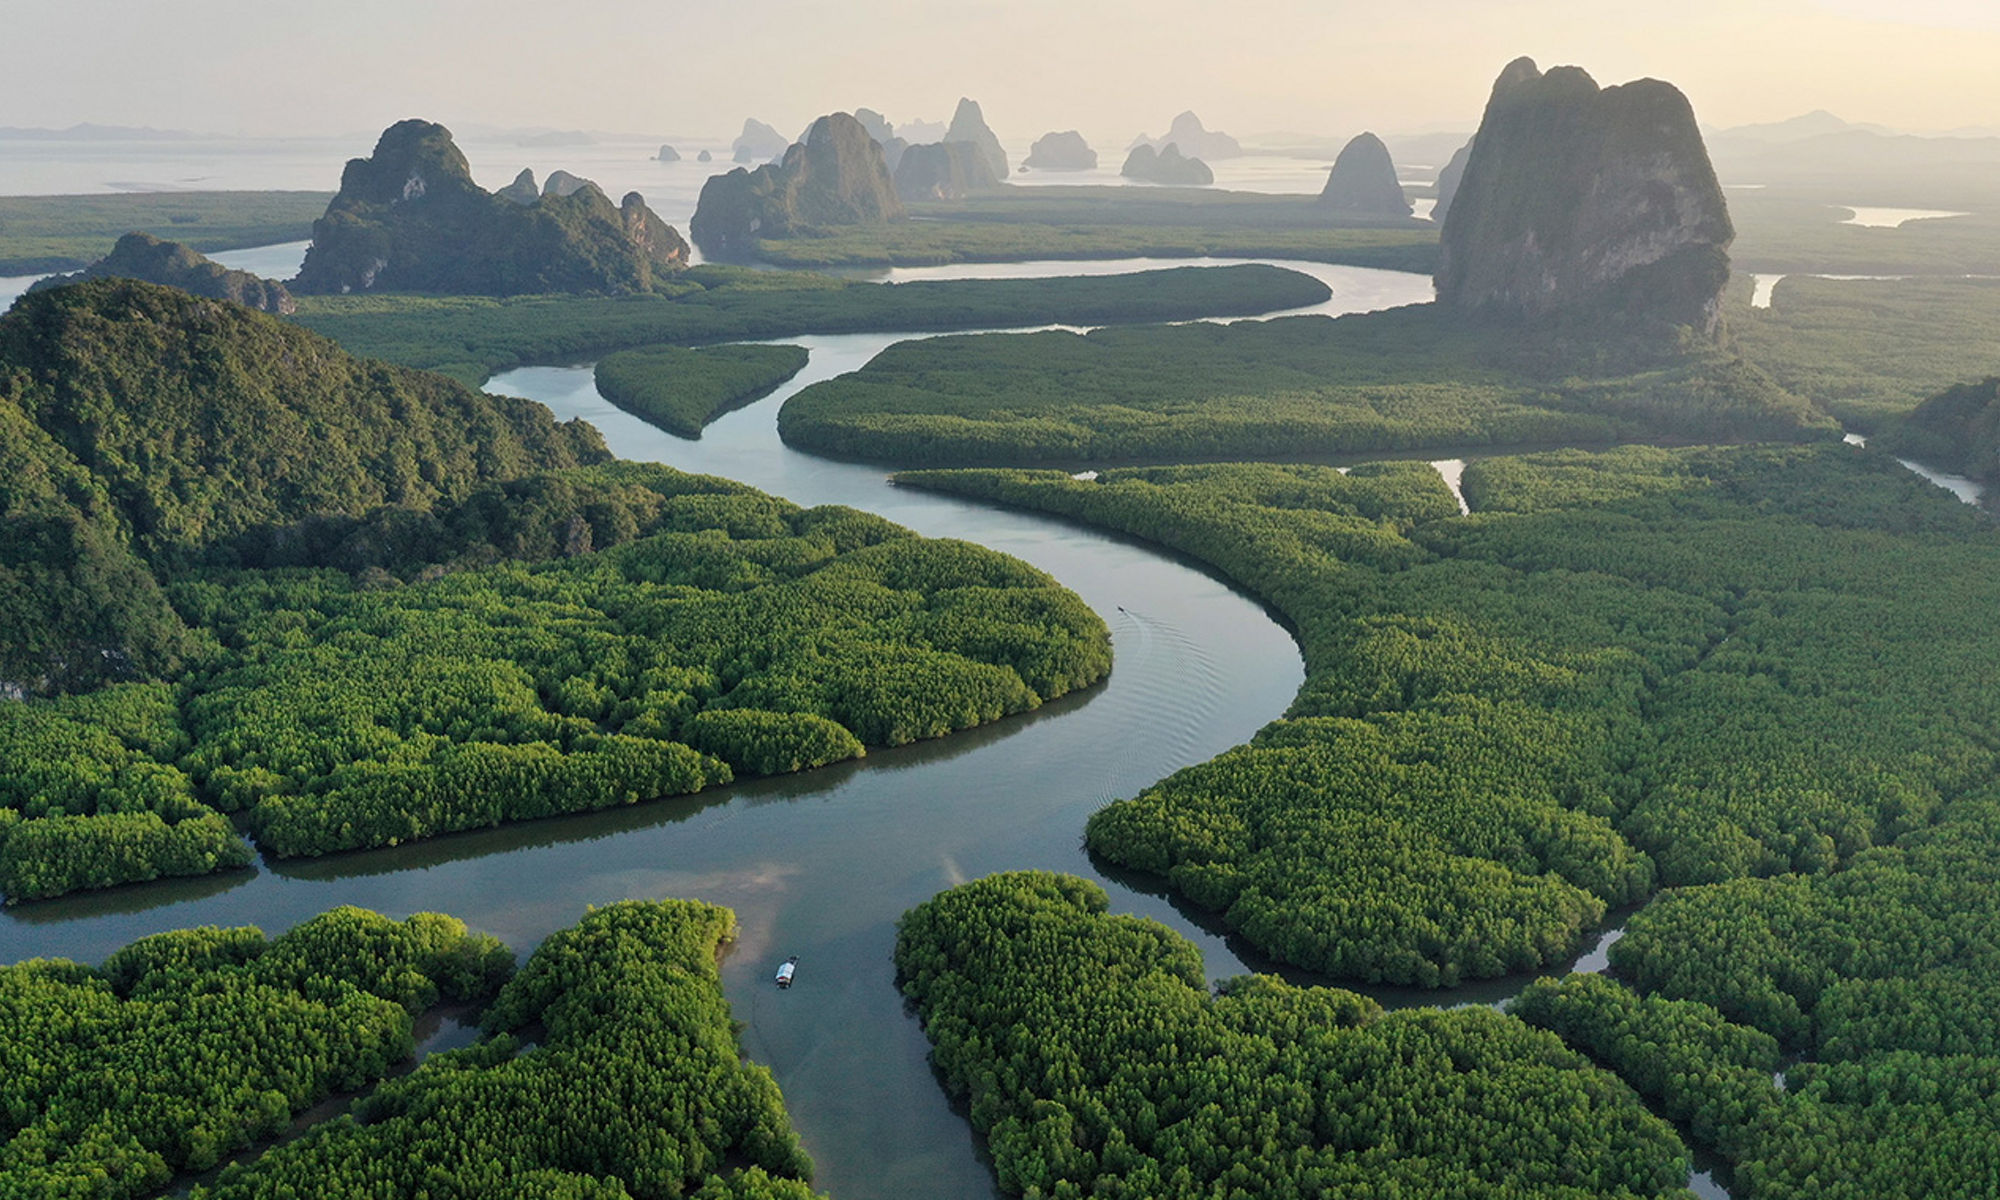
775,956 -> 798,988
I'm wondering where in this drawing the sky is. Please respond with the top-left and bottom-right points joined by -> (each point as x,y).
5,0 -> 1999,144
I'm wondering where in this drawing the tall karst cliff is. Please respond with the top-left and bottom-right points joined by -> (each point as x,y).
292,120 -> 688,295
1436,58 -> 1734,339
690,112 -> 904,260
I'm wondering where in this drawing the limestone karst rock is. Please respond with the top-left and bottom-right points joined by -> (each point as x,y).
1121,143 -> 1213,185
732,118 -> 789,163
691,112 -> 905,259
1024,131 -> 1096,171
1146,112 -> 1241,160
945,98 -> 1009,179
541,169 -> 594,198
1435,57 -> 1734,339
28,232 -> 296,314
1431,139 -> 1473,224
853,108 -> 895,144
292,119 -> 688,295
1318,132 -> 1412,216
894,141 -> 1001,201
496,168 -> 540,205
656,144 -> 681,162
697,149 -> 713,162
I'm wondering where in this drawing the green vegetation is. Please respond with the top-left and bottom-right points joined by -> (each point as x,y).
0,906 -> 511,1195
197,901 -> 820,1199
1730,190 -> 2000,276
0,280 -> 1111,901
1733,276 -> 2000,430
782,306 -> 1835,466
1,901 -> 822,1199
1875,377 -> 2000,480
292,262 -> 1332,386
0,191 -> 327,276
903,446 -> 2000,1194
895,871 -> 1697,1199
745,226 -> 1437,272
595,343 -> 810,437
0,277 -> 605,694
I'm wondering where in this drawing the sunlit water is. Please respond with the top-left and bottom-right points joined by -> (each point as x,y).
1839,206 -> 1972,228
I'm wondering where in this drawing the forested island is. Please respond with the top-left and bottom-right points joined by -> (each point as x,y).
289,262 -> 1331,384
1,901 -> 821,1198
899,442 -> 2000,1195
778,305 -> 1834,465
595,343 -> 812,438
0,279 -> 1110,902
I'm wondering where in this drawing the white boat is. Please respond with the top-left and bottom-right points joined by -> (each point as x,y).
775,956 -> 798,988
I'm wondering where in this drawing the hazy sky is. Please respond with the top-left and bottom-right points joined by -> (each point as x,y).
6,0 -> 1999,143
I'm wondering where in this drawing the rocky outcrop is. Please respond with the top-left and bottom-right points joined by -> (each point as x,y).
733,118 -> 789,163
853,108 -> 895,145
1318,132 -> 1411,216
691,112 -> 905,259
1431,139 -> 1473,224
1121,143 -> 1213,185
900,118 -> 946,143
541,169 -> 594,198
697,149 -> 713,162
292,119 -> 688,295
879,137 -> 909,174
894,142 -> 1000,201
496,168 -> 540,205
945,98 -> 1009,180
29,232 -> 295,313
1435,58 -> 1734,339
1144,112 -> 1241,160
656,144 -> 680,162
1024,130 -> 1096,171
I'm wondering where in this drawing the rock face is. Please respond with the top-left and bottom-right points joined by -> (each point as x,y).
1318,132 -> 1412,216
691,112 -> 905,259
733,118 -> 789,163
894,142 -> 1001,201
541,169 -> 594,198
1431,139 -> 1473,224
29,232 -> 296,314
945,98 -> 1009,180
496,168 -> 540,205
899,118 -> 946,143
1148,112 -> 1241,160
853,108 -> 895,144
1121,143 -> 1213,185
292,119 -> 688,295
1024,131 -> 1096,171
1435,58 -> 1734,339
656,144 -> 680,162
697,149 -> 713,163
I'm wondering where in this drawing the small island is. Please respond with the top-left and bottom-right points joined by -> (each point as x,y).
1121,142 -> 1214,185
1023,129 -> 1096,171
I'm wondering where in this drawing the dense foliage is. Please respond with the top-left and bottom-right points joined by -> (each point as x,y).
291,263 -> 1334,385
0,277 -> 606,692
0,281 -> 1108,901
196,901 -> 821,1200
2,461 -> 1108,897
895,871 -> 1696,1199
903,445 -> 2000,1194
27,232 -> 294,314
0,190 -> 326,276
783,305 -> 1834,466
594,343 -> 810,438
1873,376 -> 2000,481
0,907 -> 511,1196
1731,275 -> 2000,430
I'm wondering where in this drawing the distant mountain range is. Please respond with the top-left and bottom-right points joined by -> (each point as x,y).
0,123 -> 198,141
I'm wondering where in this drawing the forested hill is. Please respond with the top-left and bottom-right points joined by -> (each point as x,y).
0,277 -> 607,692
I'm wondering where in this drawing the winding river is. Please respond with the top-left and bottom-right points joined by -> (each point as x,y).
22,254 -> 1970,1197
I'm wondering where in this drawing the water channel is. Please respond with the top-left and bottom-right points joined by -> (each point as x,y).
16,252 -> 1981,1196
